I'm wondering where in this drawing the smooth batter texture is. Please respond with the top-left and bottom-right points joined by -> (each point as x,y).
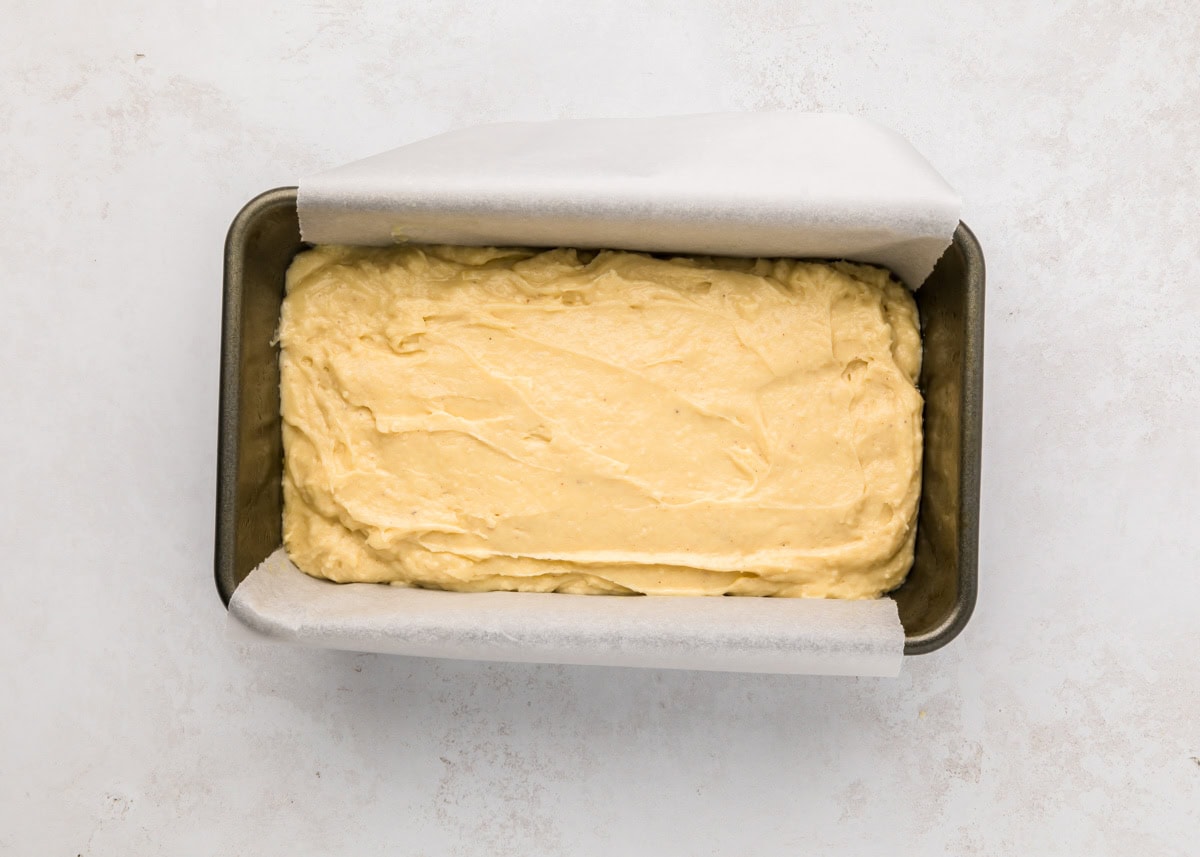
279,245 -> 923,598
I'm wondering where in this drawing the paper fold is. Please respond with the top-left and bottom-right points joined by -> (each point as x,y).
230,550 -> 905,676
298,112 -> 960,287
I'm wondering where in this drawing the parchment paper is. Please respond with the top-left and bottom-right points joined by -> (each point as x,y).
230,550 -> 905,676
298,112 -> 960,287
230,113 -> 961,675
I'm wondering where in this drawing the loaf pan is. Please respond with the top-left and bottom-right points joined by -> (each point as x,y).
215,187 -> 984,655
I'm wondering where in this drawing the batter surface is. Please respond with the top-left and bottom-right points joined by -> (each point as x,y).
280,245 -> 922,598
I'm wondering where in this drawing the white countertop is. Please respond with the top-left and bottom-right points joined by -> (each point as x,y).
3,1 -> 1197,853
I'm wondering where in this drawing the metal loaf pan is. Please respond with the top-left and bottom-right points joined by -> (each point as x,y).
216,187 -> 984,655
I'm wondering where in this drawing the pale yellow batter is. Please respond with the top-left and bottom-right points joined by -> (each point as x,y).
279,245 -> 923,598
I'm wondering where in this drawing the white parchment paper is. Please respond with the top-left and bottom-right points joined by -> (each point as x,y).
231,113 -> 961,674
298,112 -> 960,287
230,550 -> 905,676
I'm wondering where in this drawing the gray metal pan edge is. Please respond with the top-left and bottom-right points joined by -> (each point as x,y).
216,187 -> 984,656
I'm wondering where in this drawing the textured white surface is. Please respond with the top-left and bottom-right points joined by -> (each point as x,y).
2,0 -> 1198,853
